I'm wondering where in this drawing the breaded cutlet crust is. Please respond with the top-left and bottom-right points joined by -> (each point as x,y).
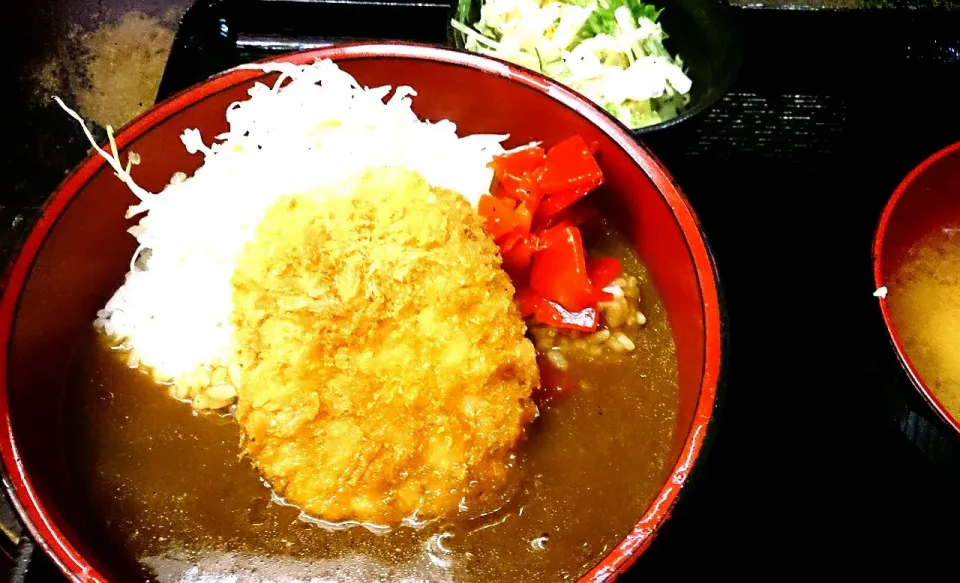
231,167 -> 539,526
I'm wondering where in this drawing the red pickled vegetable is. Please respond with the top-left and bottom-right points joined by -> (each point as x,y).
480,135 -> 613,335
537,135 -> 604,196
529,226 -> 595,312
587,256 -> 622,302
513,202 -> 534,234
533,300 -> 598,332
490,145 -> 546,179
532,135 -> 604,224
498,230 -> 524,254
500,231 -> 536,279
478,194 -> 520,241
539,201 -> 602,232
587,257 -> 622,290
514,285 -> 542,319
498,173 -> 541,211
534,186 -> 592,225
516,285 -> 600,332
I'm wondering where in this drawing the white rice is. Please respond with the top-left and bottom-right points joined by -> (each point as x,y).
57,59 -> 510,384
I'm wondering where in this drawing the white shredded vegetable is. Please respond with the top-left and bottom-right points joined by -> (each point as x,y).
56,59 -> 510,382
453,0 -> 692,129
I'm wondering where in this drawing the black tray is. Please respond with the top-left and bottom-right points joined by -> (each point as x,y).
3,0 -> 960,580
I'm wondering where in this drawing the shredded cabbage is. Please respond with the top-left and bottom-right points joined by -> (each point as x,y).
54,59 -> 510,382
452,0 -> 692,129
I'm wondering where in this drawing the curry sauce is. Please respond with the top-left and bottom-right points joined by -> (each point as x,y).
64,226 -> 679,583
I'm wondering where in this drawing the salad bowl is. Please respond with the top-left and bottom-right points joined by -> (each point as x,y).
450,0 -> 743,135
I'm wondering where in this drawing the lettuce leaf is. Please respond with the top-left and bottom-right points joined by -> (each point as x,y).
575,0 -> 662,39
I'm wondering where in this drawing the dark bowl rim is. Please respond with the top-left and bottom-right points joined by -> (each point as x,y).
0,41 -> 724,583
871,139 -> 960,436
447,0 -> 744,136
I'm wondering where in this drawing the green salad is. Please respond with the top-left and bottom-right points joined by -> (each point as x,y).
451,0 -> 692,129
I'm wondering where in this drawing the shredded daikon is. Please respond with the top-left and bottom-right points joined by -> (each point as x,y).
57,59 -> 509,382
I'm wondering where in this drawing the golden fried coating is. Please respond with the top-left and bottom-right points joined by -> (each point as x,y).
231,167 -> 539,526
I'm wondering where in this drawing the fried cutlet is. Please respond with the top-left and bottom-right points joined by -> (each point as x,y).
230,166 -> 540,526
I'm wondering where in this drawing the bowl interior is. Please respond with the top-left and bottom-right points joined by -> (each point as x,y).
875,141 -> 960,433
450,0 -> 743,134
1,47 -> 719,581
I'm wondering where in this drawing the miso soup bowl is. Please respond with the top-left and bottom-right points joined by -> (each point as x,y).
0,43 -> 725,582
873,141 -> 960,442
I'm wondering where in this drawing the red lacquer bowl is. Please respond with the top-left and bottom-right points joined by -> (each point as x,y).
0,43 -> 724,582
873,140 -> 960,436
